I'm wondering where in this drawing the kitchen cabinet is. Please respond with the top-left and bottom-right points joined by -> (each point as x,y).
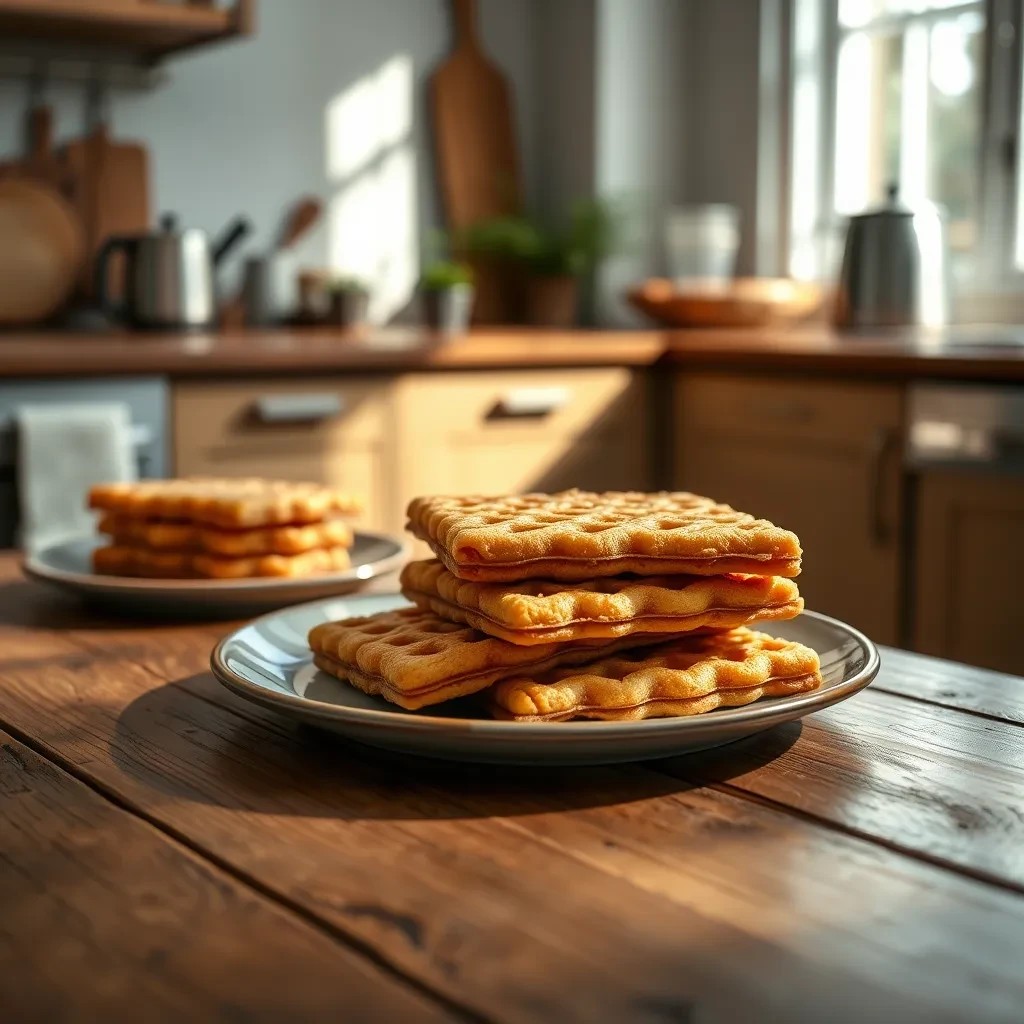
173,378 -> 399,533
394,368 -> 650,554
674,373 -> 905,645
395,368 -> 649,493
173,368 -> 650,544
912,471 -> 1024,675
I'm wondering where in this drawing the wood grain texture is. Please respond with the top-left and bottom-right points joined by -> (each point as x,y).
0,561 -> 1023,1022
875,645 -> 1024,725
657,688 -> 1024,890
0,729 -> 454,1023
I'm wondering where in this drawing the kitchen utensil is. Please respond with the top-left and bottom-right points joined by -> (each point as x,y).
211,597 -> 878,766
239,196 -> 322,326
0,178 -> 84,325
628,277 -> 822,328
60,79 -> 151,299
430,0 -> 521,229
23,531 -> 408,619
95,213 -> 251,329
240,254 -> 298,326
665,204 -> 740,289
276,196 -> 321,249
0,74 -> 68,190
834,184 -> 950,329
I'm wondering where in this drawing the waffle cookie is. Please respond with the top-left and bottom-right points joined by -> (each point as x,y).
93,543 -> 352,580
89,478 -> 362,529
400,558 -> 803,645
491,627 -> 822,722
406,490 -> 801,582
308,607 -> 663,710
98,513 -> 354,557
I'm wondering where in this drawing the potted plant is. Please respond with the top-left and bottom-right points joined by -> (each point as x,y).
421,260 -> 474,334
522,198 -> 620,327
458,198 -> 621,327
328,276 -> 371,328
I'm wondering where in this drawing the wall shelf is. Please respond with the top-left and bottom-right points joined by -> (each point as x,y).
0,0 -> 254,64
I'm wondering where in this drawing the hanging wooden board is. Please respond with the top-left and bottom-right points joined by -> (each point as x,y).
429,0 -> 522,230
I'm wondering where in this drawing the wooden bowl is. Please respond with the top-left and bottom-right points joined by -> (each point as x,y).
0,178 -> 84,325
627,277 -> 823,328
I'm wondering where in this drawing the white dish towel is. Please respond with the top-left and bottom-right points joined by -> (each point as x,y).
17,402 -> 136,553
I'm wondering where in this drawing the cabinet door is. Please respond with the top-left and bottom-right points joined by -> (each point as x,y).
174,379 -> 398,533
675,374 -> 904,645
913,472 -> 1024,674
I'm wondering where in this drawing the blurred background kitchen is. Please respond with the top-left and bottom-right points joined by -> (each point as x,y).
1,0 -> 1022,672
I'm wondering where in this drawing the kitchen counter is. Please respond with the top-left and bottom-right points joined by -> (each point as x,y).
2,551 -> 1023,1021
665,325 -> 1024,381
0,327 -> 665,378
2,324 -> 1024,380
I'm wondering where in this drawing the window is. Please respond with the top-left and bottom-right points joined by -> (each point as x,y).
788,0 -> 1023,295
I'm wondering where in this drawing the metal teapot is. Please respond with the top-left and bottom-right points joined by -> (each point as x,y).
95,213 -> 250,330
833,184 -> 950,329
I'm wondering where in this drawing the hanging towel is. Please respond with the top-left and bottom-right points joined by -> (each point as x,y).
17,402 -> 135,552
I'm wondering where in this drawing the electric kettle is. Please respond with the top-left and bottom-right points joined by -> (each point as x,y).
95,213 -> 251,330
833,184 -> 950,329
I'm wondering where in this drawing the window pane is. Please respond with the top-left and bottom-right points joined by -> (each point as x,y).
833,8 -> 984,280
834,30 -> 904,214
928,13 -> 984,258
840,0 -> 976,29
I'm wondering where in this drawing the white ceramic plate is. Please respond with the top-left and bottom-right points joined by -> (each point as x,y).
23,533 -> 408,618
210,594 -> 880,765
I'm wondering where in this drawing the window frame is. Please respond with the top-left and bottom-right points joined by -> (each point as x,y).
777,0 -> 1023,298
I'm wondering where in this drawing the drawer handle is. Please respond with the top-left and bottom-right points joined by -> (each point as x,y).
867,427 -> 896,546
251,394 -> 343,424
489,388 -> 570,419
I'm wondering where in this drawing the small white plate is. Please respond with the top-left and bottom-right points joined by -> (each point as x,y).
23,533 -> 408,618
210,595 -> 880,765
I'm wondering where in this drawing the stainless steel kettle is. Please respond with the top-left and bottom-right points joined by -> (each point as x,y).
833,184 -> 950,329
95,214 -> 251,330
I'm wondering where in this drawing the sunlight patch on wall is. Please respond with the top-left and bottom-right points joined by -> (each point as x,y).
324,55 -> 417,323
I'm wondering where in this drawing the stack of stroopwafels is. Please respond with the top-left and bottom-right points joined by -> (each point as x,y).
88,478 -> 362,579
309,490 -> 822,720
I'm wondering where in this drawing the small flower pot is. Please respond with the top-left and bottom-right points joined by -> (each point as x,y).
423,283 -> 474,334
524,274 -> 579,327
330,290 -> 370,328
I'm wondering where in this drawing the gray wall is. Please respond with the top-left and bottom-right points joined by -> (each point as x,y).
685,0 -> 764,276
596,0 -> 691,324
0,0 -> 773,322
0,0 -> 540,321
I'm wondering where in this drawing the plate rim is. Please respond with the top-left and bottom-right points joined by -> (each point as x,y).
209,598 -> 881,738
21,531 -> 409,594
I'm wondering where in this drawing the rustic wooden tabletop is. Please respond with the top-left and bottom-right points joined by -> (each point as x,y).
0,551 -> 1022,1023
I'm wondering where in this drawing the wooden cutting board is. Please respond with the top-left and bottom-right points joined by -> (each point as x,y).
430,0 -> 522,229
60,123 -> 150,298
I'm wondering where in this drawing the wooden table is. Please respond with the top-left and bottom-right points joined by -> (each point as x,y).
1,551 -> 1022,1023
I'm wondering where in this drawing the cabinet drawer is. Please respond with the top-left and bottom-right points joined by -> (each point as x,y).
678,374 -> 902,443
173,379 -> 396,531
174,379 -> 389,456
400,369 -> 637,441
395,368 -> 649,555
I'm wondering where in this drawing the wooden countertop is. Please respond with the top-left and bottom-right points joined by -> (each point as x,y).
2,551 -> 1023,1021
2,324 -> 1024,380
0,327 -> 665,379
664,325 -> 1024,381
